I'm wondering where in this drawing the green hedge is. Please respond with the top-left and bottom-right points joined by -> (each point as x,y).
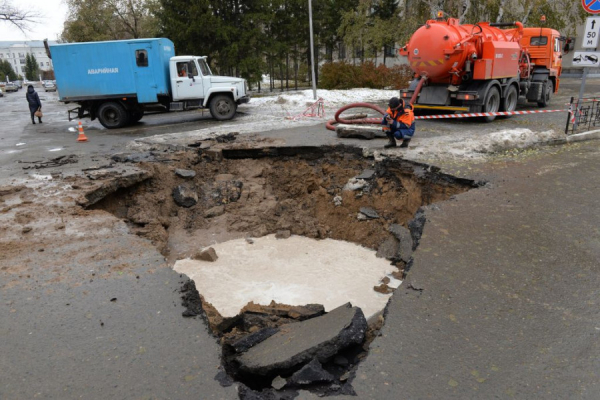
319,61 -> 413,90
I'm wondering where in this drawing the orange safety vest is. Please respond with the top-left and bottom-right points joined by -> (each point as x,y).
386,104 -> 415,126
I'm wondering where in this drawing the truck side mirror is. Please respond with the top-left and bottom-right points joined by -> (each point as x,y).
563,38 -> 574,53
188,73 -> 194,82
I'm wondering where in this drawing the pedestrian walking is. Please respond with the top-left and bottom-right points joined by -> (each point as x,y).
381,97 -> 415,148
26,85 -> 42,124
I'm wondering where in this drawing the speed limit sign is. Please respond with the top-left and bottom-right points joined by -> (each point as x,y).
583,16 -> 600,48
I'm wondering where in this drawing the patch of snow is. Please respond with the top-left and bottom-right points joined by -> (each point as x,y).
399,128 -> 563,161
30,174 -> 52,181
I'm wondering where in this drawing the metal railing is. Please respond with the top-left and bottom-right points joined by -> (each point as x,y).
565,96 -> 600,135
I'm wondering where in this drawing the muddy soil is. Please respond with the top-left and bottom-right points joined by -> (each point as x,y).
91,147 -> 472,266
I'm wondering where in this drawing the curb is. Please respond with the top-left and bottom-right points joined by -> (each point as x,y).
566,129 -> 600,143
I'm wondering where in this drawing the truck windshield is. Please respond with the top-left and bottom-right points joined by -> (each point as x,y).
198,58 -> 212,76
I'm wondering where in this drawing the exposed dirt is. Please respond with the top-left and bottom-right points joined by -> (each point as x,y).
91,147 -> 473,266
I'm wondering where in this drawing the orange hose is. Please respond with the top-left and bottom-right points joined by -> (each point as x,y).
325,102 -> 386,131
326,77 -> 426,131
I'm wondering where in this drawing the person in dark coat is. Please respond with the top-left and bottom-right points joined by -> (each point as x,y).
26,85 -> 42,124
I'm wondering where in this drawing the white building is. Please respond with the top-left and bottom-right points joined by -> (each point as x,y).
0,41 -> 56,78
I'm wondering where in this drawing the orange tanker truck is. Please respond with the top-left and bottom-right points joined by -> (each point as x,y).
399,13 -> 574,121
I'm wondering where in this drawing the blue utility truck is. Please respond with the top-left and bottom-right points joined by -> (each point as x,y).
47,38 -> 249,129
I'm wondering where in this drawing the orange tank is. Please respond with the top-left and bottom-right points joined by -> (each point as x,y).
401,18 -> 523,85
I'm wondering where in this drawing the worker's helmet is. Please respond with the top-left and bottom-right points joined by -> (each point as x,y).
388,97 -> 401,109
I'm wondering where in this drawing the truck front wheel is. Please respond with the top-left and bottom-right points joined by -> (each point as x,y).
209,95 -> 237,120
97,102 -> 129,129
537,80 -> 552,108
483,86 -> 500,122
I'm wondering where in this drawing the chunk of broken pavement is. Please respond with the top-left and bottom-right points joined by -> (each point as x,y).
335,124 -> 376,139
271,376 -> 287,390
343,178 -> 367,192
172,184 -> 198,208
275,230 -> 291,239
192,247 -> 218,262
333,195 -> 342,206
232,327 -> 279,353
355,169 -> 375,180
389,224 -> 414,262
287,304 -> 325,320
175,168 -> 196,179
376,236 -> 399,260
359,207 -> 379,219
204,205 -> 225,218
235,303 -> 367,377
287,358 -> 335,386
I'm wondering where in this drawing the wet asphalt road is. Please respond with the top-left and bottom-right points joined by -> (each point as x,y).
1,79 -> 600,399
2,78 -> 598,180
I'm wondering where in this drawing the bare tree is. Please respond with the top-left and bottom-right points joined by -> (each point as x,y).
459,0 -> 471,23
0,0 -> 40,32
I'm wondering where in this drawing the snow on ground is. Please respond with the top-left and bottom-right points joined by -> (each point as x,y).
239,88 -> 393,125
400,128 -> 564,161
140,88 -> 564,161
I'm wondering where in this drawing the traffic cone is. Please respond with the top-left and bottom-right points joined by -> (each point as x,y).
77,121 -> 88,142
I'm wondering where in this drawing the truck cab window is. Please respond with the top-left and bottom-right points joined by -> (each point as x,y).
530,36 -> 548,46
198,58 -> 212,76
177,62 -> 188,77
136,50 -> 148,67
188,61 -> 199,77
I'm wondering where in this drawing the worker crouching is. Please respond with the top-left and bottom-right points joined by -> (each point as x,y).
382,97 -> 415,148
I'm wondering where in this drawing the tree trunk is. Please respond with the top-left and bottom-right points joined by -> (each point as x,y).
280,62 -> 284,92
459,0 -> 471,23
294,45 -> 299,90
496,0 -> 508,23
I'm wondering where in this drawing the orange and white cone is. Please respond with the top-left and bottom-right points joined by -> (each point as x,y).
77,121 -> 88,142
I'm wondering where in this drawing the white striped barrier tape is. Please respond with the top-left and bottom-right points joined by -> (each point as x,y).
416,109 -> 566,120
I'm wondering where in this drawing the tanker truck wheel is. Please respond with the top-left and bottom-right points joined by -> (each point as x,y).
209,94 -> 237,120
501,85 -> 518,115
97,102 -> 129,129
537,80 -> 552,108
483,86 -> 500,122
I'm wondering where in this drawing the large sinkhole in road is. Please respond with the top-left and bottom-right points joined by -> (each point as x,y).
91,145 -> 476,398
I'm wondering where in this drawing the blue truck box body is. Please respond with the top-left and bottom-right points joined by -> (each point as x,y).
50,38 -> 175,104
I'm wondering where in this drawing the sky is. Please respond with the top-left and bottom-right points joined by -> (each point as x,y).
0,0 -> 68,41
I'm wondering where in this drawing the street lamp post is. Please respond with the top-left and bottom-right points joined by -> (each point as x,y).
308,0 -> 317,100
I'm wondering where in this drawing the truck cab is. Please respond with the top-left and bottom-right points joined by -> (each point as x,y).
169,56 -> 249,120
520,28 -> 563,94
48,38 -> 250,129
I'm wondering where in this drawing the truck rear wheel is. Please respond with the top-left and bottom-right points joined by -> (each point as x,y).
209,95 -> 237,121
97,102 -> 129,129
537,80 -> 552,108
501,85 -> 518,115
483,86 -> 500,122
